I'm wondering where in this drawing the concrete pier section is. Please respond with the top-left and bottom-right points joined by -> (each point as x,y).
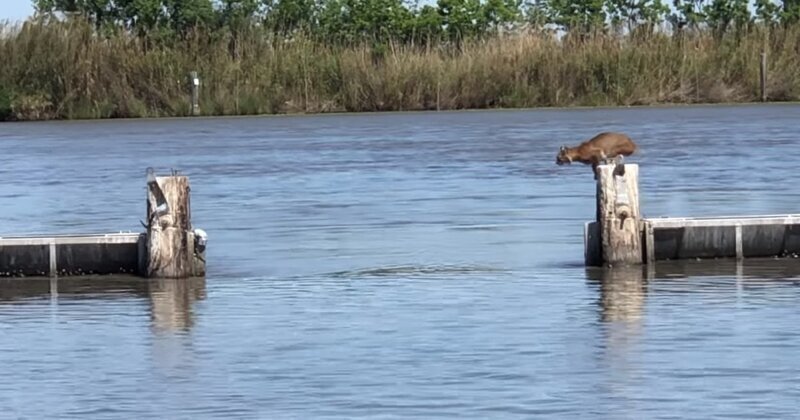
0,232 -> 143,277
0,169 -> 207,279
584,163 -> 800,267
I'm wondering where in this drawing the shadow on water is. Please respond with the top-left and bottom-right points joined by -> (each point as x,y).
325,264 -> 510,279
0,276 -> 206,332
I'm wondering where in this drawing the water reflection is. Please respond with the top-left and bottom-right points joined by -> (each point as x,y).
585,266 -> 648,407
586,266 -> 648,359
0,276 -> 149,302
0,276 -> 206,333
586,258 -> 800,317
148,278 -> 207,333
586,266 -> 648,324
649,258 -> 800,282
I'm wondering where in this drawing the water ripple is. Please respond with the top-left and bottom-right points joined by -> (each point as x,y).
2,105 -> 800,418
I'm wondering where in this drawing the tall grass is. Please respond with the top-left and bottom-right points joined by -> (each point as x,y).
1,20 -> 799,121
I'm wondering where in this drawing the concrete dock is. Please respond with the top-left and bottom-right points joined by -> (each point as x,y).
643,214 -> 800,263
0,232 -> 143,277
584,163 -> 800,266
0,170 -> 207,279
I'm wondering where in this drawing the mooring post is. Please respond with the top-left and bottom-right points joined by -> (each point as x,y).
760,51 -> 767,102
190,71 -> 200,116
595,163 -> 642,267
145,169 -> 195,278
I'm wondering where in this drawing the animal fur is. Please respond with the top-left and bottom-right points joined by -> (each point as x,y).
555,132 -> 638,179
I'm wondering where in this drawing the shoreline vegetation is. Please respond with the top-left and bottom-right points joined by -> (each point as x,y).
2,0 -> 800,122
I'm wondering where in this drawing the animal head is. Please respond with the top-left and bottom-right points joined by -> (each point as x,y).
555,145 -> 572,165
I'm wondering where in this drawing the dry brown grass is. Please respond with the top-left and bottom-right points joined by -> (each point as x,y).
1,20 -> 799,121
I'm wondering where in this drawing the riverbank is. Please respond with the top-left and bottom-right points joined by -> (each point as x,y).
2,20 -> 799,122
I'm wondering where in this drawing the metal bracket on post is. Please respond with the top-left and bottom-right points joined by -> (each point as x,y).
146,167 -> 170,227
614,168 -> 631,229
614,165 -> 630,206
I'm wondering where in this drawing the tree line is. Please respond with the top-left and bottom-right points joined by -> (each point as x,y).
4,1 -> 797,122
32,0 -> 800,45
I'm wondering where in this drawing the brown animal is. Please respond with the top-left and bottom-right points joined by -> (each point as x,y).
555,132 -> 638,179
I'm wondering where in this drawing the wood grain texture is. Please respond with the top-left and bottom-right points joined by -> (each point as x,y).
146,176 -> 193,278
596,163 -> 642,266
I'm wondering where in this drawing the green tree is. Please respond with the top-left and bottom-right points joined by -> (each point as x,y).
704,0 -> 751,37
754,0 -> 780,25
607,0 -> 669,33
218,0 -> 262,30
782,0 -> 800,24
116,0 -> 166,35
522,0 -> 551,31
34,0 -> 118,29
264,0 -> 318,36
410,4 -> 444,43
317,0 -> 415,43
483,0 -> 523,33
668,0 -> 706,32
34,0 -> 216,35
164,0 -> 215,35
545,0 -> 606,34
437,0 -> 486,41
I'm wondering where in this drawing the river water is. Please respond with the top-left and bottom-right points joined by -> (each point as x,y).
1,104 -> 800,418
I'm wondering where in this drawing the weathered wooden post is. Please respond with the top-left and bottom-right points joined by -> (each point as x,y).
145,168 -> 197,278
760,51 -> 767,102
594,163 -> 642,267
190,71 -> 200,116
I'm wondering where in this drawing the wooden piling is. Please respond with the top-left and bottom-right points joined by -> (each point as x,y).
0,168 -> 207,279
145,170 -> 194,278
582,164 -> 800,265
759,51 -> 767,102
596,163 -> 642,267
190,71 -> 200,116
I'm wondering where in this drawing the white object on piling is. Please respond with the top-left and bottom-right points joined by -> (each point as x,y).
193,228 -> 208,252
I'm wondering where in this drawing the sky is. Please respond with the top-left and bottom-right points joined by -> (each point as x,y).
1,0 -> 33,21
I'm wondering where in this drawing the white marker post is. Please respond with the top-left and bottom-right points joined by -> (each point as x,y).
190,71 -> 200,116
